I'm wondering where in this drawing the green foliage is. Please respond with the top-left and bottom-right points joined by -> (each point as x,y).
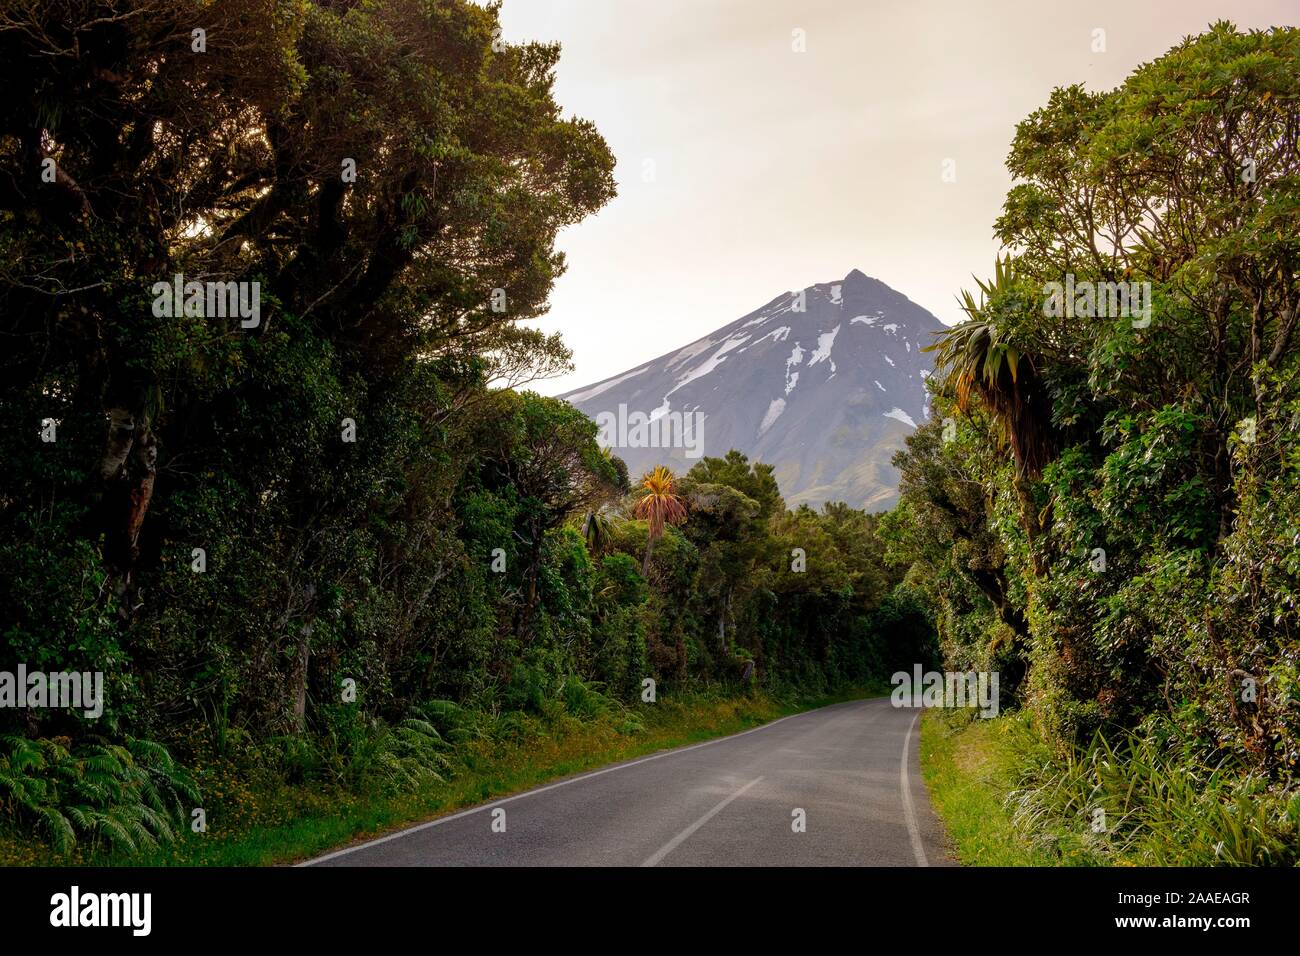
896,22 -> 1300,863
0,735 -> 199,856
1009,722 -> 1299,866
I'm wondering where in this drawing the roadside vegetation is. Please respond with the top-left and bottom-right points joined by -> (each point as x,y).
923,710 -> 1300,866
898,22 -> 1300,866
0,1 -> 928,862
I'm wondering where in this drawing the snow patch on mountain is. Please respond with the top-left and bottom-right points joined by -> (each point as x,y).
672,333 -> 749,392
742,301 -> 791,328
668,338 -> 715,369
808,325 -> 840,366
760,398 -> 786,433
884,407 -> 917,428
566,365 -> 651,403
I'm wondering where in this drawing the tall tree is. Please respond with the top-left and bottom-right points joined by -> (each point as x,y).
633,466 -> 687,576
0,0 -> 616,614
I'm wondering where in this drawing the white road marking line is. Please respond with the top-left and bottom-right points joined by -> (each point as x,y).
639,776 -> 765,867
899,710 -> 928,866
299,701 -> 875,865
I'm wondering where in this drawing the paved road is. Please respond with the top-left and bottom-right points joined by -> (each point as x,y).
303,697 -> 952,867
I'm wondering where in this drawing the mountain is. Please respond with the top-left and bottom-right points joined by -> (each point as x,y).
559,268 -> 946,511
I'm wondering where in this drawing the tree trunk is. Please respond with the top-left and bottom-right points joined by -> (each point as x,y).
1012,469 -> 1050,577
718,587 -> 732,651
292,623 -> 311,732
520,535 -> 544,642
97,393 -> 157,617
290,584 -> 317,732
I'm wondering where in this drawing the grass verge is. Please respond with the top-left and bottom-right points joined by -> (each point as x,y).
920,708 -> 1300,867
918,709 -> 1051,866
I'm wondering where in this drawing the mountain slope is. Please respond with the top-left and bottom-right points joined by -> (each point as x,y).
560,269 -> 945,510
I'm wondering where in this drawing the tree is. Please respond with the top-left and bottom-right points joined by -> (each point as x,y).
682,454 -> 772,651
896,22 -> 1300,763
632,466 -> 687,577
0,0 -> 616,735
685,451 -> 784,518
479,391 -> 620,638
580,509 -> 616,556
0,0 -> 616,615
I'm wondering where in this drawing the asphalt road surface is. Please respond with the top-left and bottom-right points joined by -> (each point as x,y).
303,696 -> 953,867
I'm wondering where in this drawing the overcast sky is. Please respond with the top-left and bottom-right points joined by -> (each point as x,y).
487,0 -> 1297,396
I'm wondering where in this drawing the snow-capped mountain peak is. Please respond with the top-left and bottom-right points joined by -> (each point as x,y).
561,269 -> 945,510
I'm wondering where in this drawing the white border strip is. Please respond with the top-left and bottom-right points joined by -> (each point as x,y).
899,710 -> 929,867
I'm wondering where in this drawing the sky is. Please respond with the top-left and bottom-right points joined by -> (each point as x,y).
485,0 -> 1298,396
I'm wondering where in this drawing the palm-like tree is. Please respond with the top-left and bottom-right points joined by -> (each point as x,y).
924,257 -> 1056,479
580,508 -> 614,556
925,258 -> 1060,575
632,465 -> 687,576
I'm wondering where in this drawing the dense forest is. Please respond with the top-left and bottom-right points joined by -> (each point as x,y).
0,0 -> 930,857
887,22 -> 1300,863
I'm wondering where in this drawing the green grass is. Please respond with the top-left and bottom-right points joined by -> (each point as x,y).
1,686 -> 882,867
919,709 -> 1053,866
921,708 -> 1300,867
1007,723 -> 1300,866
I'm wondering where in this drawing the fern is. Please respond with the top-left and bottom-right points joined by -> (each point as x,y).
0,735 -> 199,856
